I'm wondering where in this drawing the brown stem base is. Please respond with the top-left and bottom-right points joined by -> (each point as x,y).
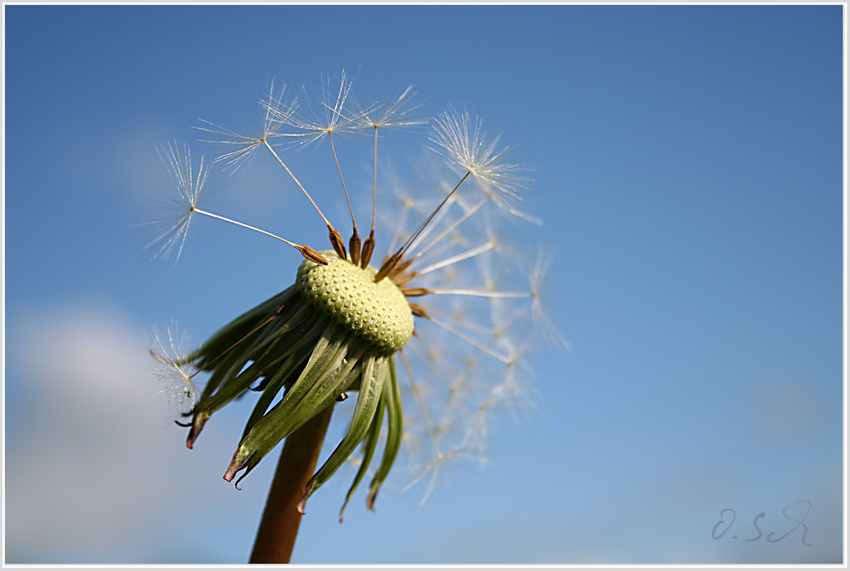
249,406 -> 334,563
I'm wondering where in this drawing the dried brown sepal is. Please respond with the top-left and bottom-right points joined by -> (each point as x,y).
392,270 -> 419,288
360,230 -> 375,269
186,411 -> 211,449
401,287 -> 432,297
374,251 -> 402,283
299,245 -> 329,265
388,256 -> 416,281
408,302 -> 429,318
349,231 -> 361,266
327,225 -> 347,260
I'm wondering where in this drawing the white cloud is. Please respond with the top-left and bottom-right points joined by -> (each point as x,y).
5,303 -> 213,562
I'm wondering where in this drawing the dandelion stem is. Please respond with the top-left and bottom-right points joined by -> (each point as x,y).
250,405 -> 335,564
425,288 -> 531,298
329,133 -> 358,237
425,314 -> 511,364
359,126 -> 379,268
371,127 -> 378,238
412,240 -> 496,277
400,348 -> 442,457
326,132 -> 360,263
413,196 -> 488,260
262,139 -> 333,229
191,207 -> 326,263
270,131 -> 351,259
399,171 -> 471,260
374,171 -> 471,283
192,208 -> 295,247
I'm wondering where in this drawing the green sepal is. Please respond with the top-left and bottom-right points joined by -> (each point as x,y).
237,311 -> 347,441
235,346 -> 368,483
367,355 -> 403,510
298,354 -> 387,512
338,382 -> 386,522
224,325 -> 365,483
239,350 -> 307,441
247,305 -> 313,377
188,320 -> 286,446
187,342 -> 257,447
195,286 -> 297,372
187,294 -> 314,447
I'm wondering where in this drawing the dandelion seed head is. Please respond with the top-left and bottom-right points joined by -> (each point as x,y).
296,250 -> 414,352
147,71 -> 566,512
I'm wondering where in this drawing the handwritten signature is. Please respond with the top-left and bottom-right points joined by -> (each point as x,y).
711,500 -> 812,546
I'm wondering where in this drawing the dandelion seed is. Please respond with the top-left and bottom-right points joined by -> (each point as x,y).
150,322 -> 200,413
356,86 -> 426,268
288,70 -> 364,146
143,140 -> 329,266
141,142 -> 207,263
197,80 -> 298,171
529,248 -> 571,351
357,85 -> 426,132
146,72 -> 564,526
430,105 -> 533,216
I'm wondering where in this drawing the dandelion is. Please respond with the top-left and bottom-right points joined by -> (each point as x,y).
146,73 -> 562,563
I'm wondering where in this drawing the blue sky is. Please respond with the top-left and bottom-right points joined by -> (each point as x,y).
3,3 -> 844,565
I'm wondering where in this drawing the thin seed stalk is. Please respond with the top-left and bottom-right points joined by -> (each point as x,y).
249,405 -> 335,563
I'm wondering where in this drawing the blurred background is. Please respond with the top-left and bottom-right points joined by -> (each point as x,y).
3,3 -> 844,565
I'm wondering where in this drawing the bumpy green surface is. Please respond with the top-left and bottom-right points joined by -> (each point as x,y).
296,250 -> 414,352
